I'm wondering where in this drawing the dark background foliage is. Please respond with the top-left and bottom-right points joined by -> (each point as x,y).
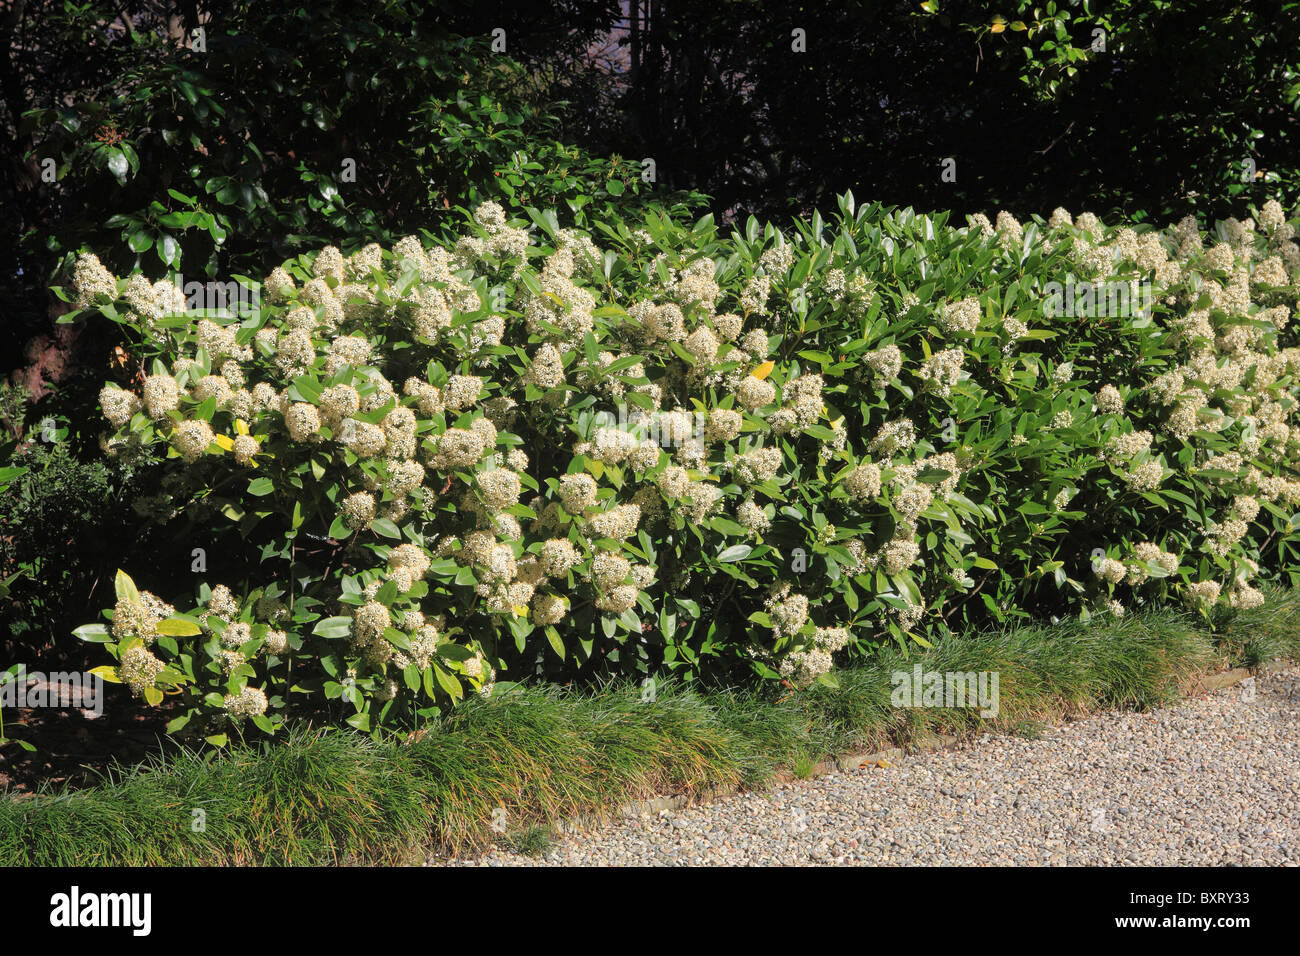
463,0 -> 1300,221
2,0 -> 1298,663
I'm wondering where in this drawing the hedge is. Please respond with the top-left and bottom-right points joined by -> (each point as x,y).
54,194 -> 1300,739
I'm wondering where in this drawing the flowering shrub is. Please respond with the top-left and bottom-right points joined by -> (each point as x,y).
64,193 -> 1300,741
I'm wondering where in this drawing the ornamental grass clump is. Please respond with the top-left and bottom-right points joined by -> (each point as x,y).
63,194 -> 1300,740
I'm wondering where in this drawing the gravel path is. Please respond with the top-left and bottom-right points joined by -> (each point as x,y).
441,666 -> 1300,866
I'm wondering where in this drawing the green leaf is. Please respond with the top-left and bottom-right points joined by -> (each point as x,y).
717,544 -> 753,563
545,625 -> 566,659
312,616 -> 353,638
156,234 -> 180,267
291,375 -> 324,404
676,598 -> 701,618
372,517 -> 401,539
165,714 -> 191,733
433,664 -> 463,701
73,623 -> 111,643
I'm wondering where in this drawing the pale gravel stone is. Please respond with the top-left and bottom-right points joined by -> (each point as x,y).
435,666 -> 1300,866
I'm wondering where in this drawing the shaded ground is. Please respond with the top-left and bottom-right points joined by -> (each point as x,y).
0,676 -> 178,794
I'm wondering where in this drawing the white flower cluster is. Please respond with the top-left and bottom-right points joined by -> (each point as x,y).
223,686 -> 269,720
940,298 -> 981,334
779,625 -> 851,686
766,582 -> 809,640
117,645 -> 166,697
111,591 -> 175,645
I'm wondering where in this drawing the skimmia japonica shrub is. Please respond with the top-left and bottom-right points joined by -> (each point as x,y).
62,195 -> 1300,742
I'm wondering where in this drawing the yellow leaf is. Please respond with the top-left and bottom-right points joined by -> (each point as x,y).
990,18 -> 1006,33
513,605 -> 529,618
213,434 -> 234,451
877,759 -> 891,768
90,665 -> 122,684
234,419 -> 249,436
156,616 -> 201,637
114,569 -> 140,605
143,686 -> 164,706
753,360 -> 775,380
587,460 -> 605,480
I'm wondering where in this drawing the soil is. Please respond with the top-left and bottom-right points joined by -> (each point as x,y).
0,681 -> 182,795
